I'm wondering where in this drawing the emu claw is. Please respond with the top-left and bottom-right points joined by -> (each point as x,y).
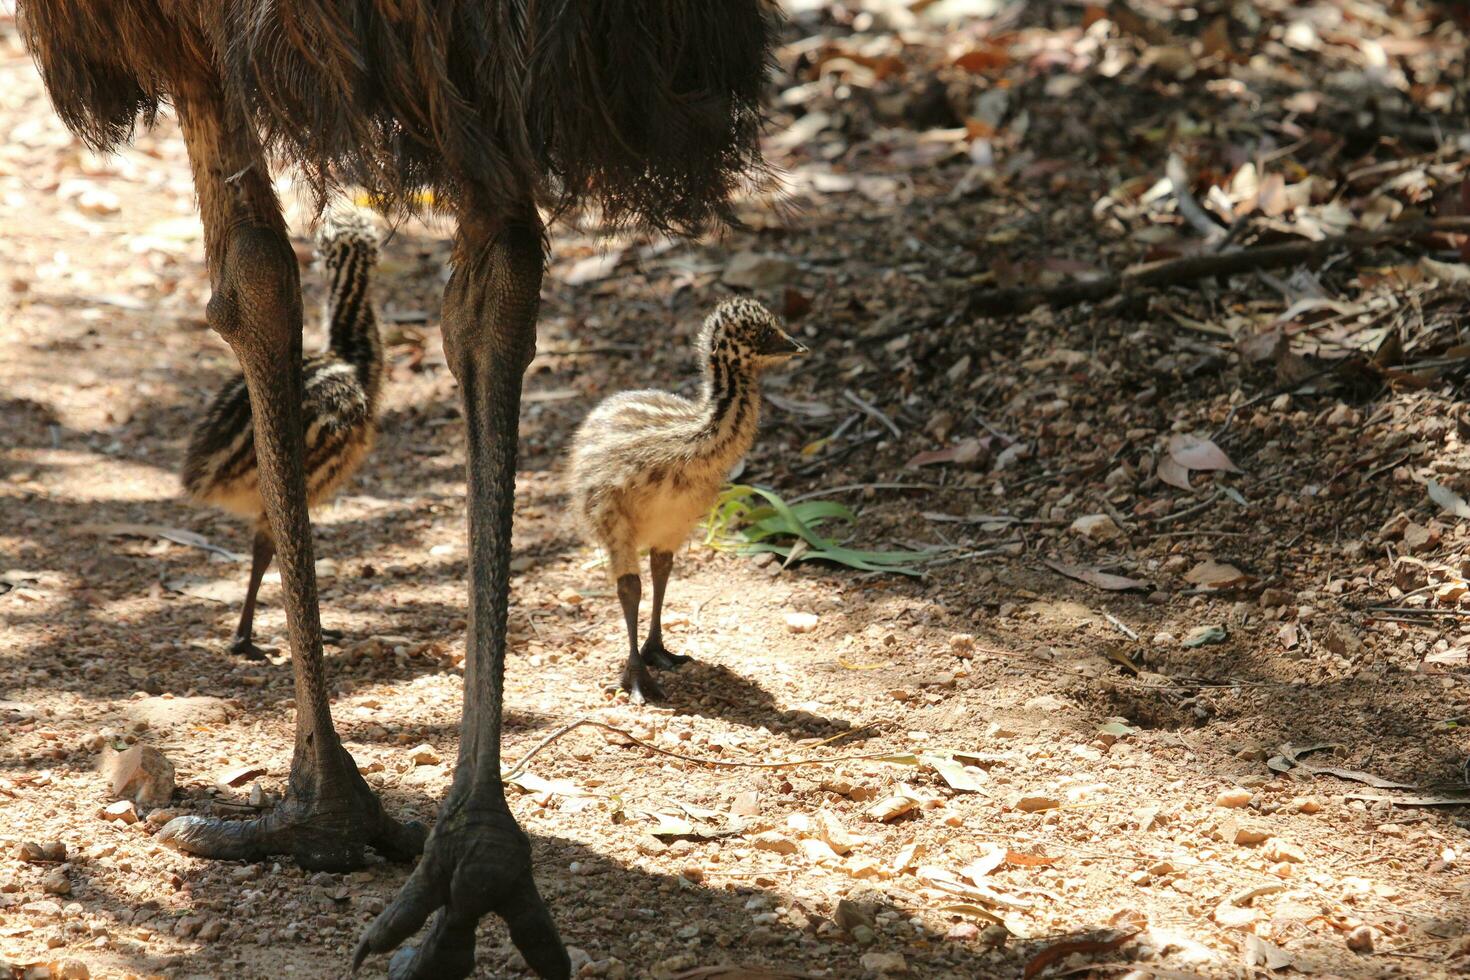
355,806 -> 568,979
620,660 -> 666,704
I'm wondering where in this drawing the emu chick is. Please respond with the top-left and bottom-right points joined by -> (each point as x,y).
568,298 -> 805,702
181,209 -> 383,659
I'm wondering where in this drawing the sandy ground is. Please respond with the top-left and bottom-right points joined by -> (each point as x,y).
5,4 -> 1470,979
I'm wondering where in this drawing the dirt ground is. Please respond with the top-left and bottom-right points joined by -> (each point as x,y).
5,2 -> 1470,978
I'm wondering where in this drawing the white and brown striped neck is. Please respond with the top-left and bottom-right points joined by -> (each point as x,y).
694,342 -> 762,459
323,239 -> 382,402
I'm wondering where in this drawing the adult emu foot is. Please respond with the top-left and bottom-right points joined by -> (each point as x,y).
158,747 -> 424,871
640,638 -> 692,670
620,658 -> 667,705
227,635 -> 271,661
355,801 -> 569,980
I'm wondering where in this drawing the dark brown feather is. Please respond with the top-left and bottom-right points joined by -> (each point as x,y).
18,0 -> 779,230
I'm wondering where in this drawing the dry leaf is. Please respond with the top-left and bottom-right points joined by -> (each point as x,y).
1242,933 -> 1294,971
74,522 -> 239,560
1156,453 -> 1194,490
925,754 -> 987,792
1014,795 -> 1060,813
1043,560 -> 1151,592
1159,434 -> 1242,490
813,809 -> 854,855
217,764 -> 266,788
890,840 -> 922,874
866,795 -> 918,823
562,249 -> 623,285
1184,560 -> 1249,588
1427,480 -> 1470,519
906,438 -> 986,469
1022,928 -> 1141,979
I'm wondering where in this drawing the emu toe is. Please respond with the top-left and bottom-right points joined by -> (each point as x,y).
228,636 -> 272,661
620,661 -> 667,705
641,640 -> 692,670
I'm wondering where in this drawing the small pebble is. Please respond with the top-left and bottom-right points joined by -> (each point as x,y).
407,744 -> 441,766
1346,925 -> 1375,953
784,612 -> 818,633
1215,788 -> 1253,809
99,800 -> 138,824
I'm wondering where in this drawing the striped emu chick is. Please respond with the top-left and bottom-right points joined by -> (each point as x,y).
181,210 -> 384,660
569,299 -> 806,703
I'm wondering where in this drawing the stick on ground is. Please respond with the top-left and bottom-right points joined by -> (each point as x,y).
967,216 -> 1470,318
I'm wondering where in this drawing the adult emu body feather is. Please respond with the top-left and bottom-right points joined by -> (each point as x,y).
21,0 -> 773,228
16,2 -> 776,978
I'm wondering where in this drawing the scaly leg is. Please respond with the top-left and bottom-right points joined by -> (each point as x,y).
640,548 -> 691,670
157,82 -> 423,871
618,572 -> 664,703
228,526 -> 274,661
356,214 -> 569,980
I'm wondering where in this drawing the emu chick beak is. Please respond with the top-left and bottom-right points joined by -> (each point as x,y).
763,331 -> 807,357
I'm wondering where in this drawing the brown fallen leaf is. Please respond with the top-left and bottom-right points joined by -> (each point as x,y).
1184,560 -> 1251,589
906,438 -> 987,469
561,249 -> 623,286
1022,928 -> 1142,979
1242,933 -> 1294,971
217,764 -> 267,788
866,795 -> 918,823
1168,434 -> 1240,472
1159,433 -> 1242,490
1044,560 -> 1151,592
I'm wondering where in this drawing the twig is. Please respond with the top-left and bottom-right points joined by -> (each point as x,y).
1211,363 -> 1344,441
1103,612 -> 1139,641
1166,153 -> 1227,244
967,216 -> 1470,317
842,389 -> 901,438
1365,606 -> 1470,619
790,432 -> 881,476
1149,490 -> 1224,526
501,719 -> 897,782
788,482 -> 946,504
921,545 -> 1021,569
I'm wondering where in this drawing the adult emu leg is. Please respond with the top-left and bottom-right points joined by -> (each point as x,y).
156,82 -> 423,870
356,212 -> 569,979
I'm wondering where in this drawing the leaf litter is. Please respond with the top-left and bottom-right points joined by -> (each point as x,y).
5,2 -> 1470,978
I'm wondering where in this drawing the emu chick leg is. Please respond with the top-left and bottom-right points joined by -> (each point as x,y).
229,527 -> 274,660
641,548 -> 691,669
618,573 -> 664,703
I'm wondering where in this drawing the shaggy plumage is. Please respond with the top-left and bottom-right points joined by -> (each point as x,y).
568,299 -> 805,701
18,0 -> 777,229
